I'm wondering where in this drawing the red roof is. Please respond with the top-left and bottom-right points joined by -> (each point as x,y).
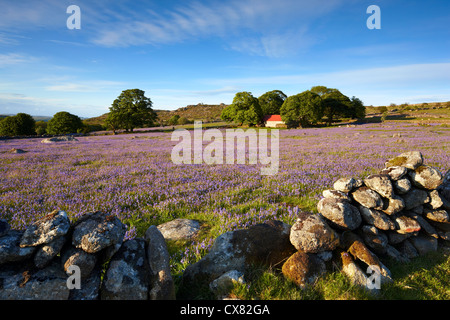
263,115 -> 282,122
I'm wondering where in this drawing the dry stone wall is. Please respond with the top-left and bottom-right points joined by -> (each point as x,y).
0,150 -> 449,299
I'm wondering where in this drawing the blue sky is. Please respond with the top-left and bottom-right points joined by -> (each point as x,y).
0,0 -> 449,118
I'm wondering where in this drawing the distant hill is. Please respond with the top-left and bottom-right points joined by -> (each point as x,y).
83,103 -> 229,127
155,103 -> 228,123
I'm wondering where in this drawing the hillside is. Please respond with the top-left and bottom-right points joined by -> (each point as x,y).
83,103 -> 228,127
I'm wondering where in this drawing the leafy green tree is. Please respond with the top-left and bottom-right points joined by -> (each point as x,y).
168,114 -> 180,126
350,96 -> 366,120
220,92 -> 262,126
107,89 -> 157,132
258,90 -> 287,116
46,111 -> 83,135
0,113 -> 36,136
280,90 -> 323,127
321,90 -> 353,126
35,121 -> 47,135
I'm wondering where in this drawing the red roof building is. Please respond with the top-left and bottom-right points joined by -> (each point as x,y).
263,115 -> 285,127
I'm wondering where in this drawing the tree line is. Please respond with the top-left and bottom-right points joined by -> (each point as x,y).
0,89 -> 157,137
0,87 -> 365,136
220,86 -> 366,127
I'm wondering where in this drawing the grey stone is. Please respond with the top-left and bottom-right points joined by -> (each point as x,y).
394,178 -> 412,194
351,186 -> 384,210
69,265 -> 102,300
395,216 -> 421,234
385,151 -> 423,170
181,221 -> 296,295
0,230 -> 36,265
209,270 -> 245,298
333,177 -> 356,193
61,246 -> 97,280
0,260 -> 70,300
34,235 -> 67,268
72,212 -> 126,254
409,165 -> 444,190
145,225 -> 176,300
410,235 -> 438,256
101,238 -> 150,300
317,197 -> 361,230
402,188 -> 430,210
322,189 -> 351,202
157,218 -> 201,241
289,211 -> 339,253
380,166 -> 408,180
382,195 -> 405,215
0,219 -> 10,238
364,174 -> 395,198
358,206 -> 395,230
20,210 -> 70,247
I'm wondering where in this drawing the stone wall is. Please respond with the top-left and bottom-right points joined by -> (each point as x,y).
1,151 -> 449,299
0,211 -> 175,300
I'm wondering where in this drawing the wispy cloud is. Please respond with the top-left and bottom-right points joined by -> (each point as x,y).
91,0 -> 343,57
0,53 -> 38,67
45,80 -> 125,92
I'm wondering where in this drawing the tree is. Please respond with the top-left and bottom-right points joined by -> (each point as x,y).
280,90 -> 323,127
258,90 -> 287,116
168,114 -> 180,126
350,96 -> 366,120
220,92 -> 263,126
35,121 -> 47,135
0,113 -> 36,136
46,111 -> 83,135
107,89 -> 157,132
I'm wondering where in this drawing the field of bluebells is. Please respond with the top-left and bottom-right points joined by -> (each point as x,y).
1,122 -> 449,277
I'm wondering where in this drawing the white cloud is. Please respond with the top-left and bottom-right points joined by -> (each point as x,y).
0,53 -> 38,67
91,0 -> 344,57
45,80 -> 125,92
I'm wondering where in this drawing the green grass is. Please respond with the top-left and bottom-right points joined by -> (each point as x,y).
222,248 -> 450,300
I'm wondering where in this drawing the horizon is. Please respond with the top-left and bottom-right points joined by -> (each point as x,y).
1,0 -> 450,118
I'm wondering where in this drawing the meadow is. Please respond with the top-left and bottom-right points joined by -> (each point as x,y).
1,121 -> 449,299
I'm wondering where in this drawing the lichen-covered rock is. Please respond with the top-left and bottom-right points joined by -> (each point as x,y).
322,189 -> 351,202
351,186 -> 384,209
395,216 -> 421,234
385,151 -> 423,170
380,166 -> 408,180
101,238 -> 150,300
281,251 -> 326,289
34,235 -> 67,268
72,212 -> 126,254
289,211 -> 339,253
393,178 -> 412,194
20,210 -> 70,247
358,206 -> 395,230
61,246 -> 97,280
409,165 -> 444,190
156,218 -> 201,241
364,174 -> 395,198
317,197 -> 361,230
423,208 -> 449,223
333,177 -> 356,193
382,195 -> 405,215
